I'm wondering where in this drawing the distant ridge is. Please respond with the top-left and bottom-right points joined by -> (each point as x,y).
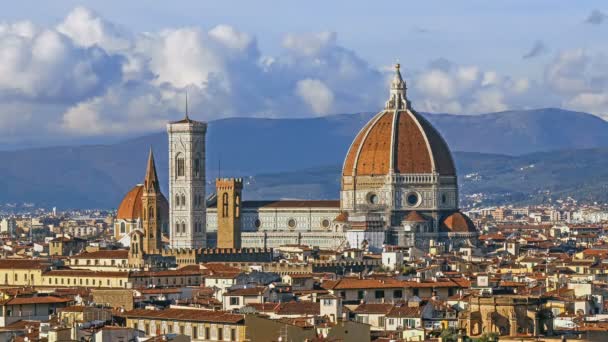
1,108 -> 607,208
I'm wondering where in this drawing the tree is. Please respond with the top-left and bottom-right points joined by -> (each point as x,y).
439,328 -> 458,342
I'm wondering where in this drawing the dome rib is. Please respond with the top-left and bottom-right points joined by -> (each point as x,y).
117,185 -> 143,220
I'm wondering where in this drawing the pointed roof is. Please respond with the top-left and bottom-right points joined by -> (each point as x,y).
403,211 -> 427,223
144,148 -> 160,193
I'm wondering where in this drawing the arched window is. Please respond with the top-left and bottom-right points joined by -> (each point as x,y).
181,194 -> 186,208
175,222 -> 180,235
222,193 -> 229,217
194,155 -> 201,178
235,195 -> 241,218
120,222 -> 126,233
176,153 -> 185,177
175,194 -> 180,207
149,206 -> 154,220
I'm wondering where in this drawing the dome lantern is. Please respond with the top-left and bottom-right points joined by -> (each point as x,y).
385,63 -> 409,110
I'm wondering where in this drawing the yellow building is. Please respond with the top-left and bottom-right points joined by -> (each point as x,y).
41,270 -> 131,288
123,308 -> 246,341
0,259 -> 47,287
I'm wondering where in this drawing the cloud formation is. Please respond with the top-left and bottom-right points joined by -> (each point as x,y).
0,6 -> 607,145
585,9 -> 607,25
523,40 -> 548,59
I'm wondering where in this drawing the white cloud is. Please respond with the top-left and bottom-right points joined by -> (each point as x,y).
296,79 -> 334,115
282,31 -> 337,57
56,6 -> 130,51
1,6 -> 608,144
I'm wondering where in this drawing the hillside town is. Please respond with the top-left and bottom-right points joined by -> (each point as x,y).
1,67 -> 607,342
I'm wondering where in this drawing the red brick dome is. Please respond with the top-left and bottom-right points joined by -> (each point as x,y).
441,212 -> 477,233
342,109 -> 455,177
116,184 -> 168,220
342,64 -> 455,178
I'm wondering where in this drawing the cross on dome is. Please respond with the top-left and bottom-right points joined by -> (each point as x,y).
385,63 -> 409,110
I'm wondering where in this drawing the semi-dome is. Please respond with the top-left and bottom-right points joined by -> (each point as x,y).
342,64 -> 455,177
117,184 -> 169,220
441,212 -> 477,233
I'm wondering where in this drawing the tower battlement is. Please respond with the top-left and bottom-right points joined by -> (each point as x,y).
216,178 -> 244,190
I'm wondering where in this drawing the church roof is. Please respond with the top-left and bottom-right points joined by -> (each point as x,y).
441,212 -> 477,233
342,64 -> 455,178
116,185 -> 169,220
116,185 -> 143,220
403,211 -> 427,223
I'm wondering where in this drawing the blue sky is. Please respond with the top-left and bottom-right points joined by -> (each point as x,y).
0,1 -> 607,145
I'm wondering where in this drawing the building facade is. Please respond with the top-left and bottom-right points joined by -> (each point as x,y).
167,113 -> 207,249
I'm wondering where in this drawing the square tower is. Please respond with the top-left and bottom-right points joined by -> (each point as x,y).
216,178 -> 243,249
167,116 -> 207,249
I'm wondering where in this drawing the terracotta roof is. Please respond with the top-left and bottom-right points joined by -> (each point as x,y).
353,303 -> 393,314
322,278 -> 406,290
386,304 -> 422,318
71,250 -> 129,259
403,211 -> 427,223
116,185 -> 143,220
116,185 -> 169,220
342,110 -> 455,177
441,212 -> 477,233
334,211 -> 349,223
223,287 -> 266,296
274,301 -> 319,316
0,259 -> 48,270
122,308 -> 243,324
2,296 -> 72,305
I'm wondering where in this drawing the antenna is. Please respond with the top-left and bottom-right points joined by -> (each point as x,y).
218,155 -> 221,179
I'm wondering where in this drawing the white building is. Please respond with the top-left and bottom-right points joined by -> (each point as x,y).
167,112 -> 207,249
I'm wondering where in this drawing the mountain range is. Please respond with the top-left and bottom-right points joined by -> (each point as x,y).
1,108 -> 608,209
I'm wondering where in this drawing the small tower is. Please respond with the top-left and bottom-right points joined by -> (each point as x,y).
216,178 -> 243,249
141,148 -> 163,254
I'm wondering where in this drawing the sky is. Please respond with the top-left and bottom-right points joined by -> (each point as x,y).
0,1 -> 607,146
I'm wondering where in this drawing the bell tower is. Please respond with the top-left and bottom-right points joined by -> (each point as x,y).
216,178 -> 243,249
167,107 -> 207,249
141,148 -> 162,254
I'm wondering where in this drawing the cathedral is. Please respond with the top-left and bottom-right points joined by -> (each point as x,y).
115,64 -> 477,256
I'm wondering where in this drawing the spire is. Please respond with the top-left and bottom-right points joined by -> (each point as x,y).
385,63 -> 409,110
184,91 -> 189,120
144,147 -> 160,193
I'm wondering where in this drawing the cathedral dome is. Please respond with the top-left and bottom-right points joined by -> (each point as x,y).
441,212 -> 477,233
116,184 -> 169,220
117,185 -> 143,220
342,64 -> 455,177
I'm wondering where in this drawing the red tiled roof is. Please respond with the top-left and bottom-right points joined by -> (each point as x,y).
343,110 -> 455,177
353,303 -> 393,314
71,250 -> 129,259
322,278 -> 407,290
122,308 -> 243,324
223,287 -> 265,296
274,301 -> 319,316
0,259 -> 48,270
404,211 -> 427,223
3,296 -> 72,305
